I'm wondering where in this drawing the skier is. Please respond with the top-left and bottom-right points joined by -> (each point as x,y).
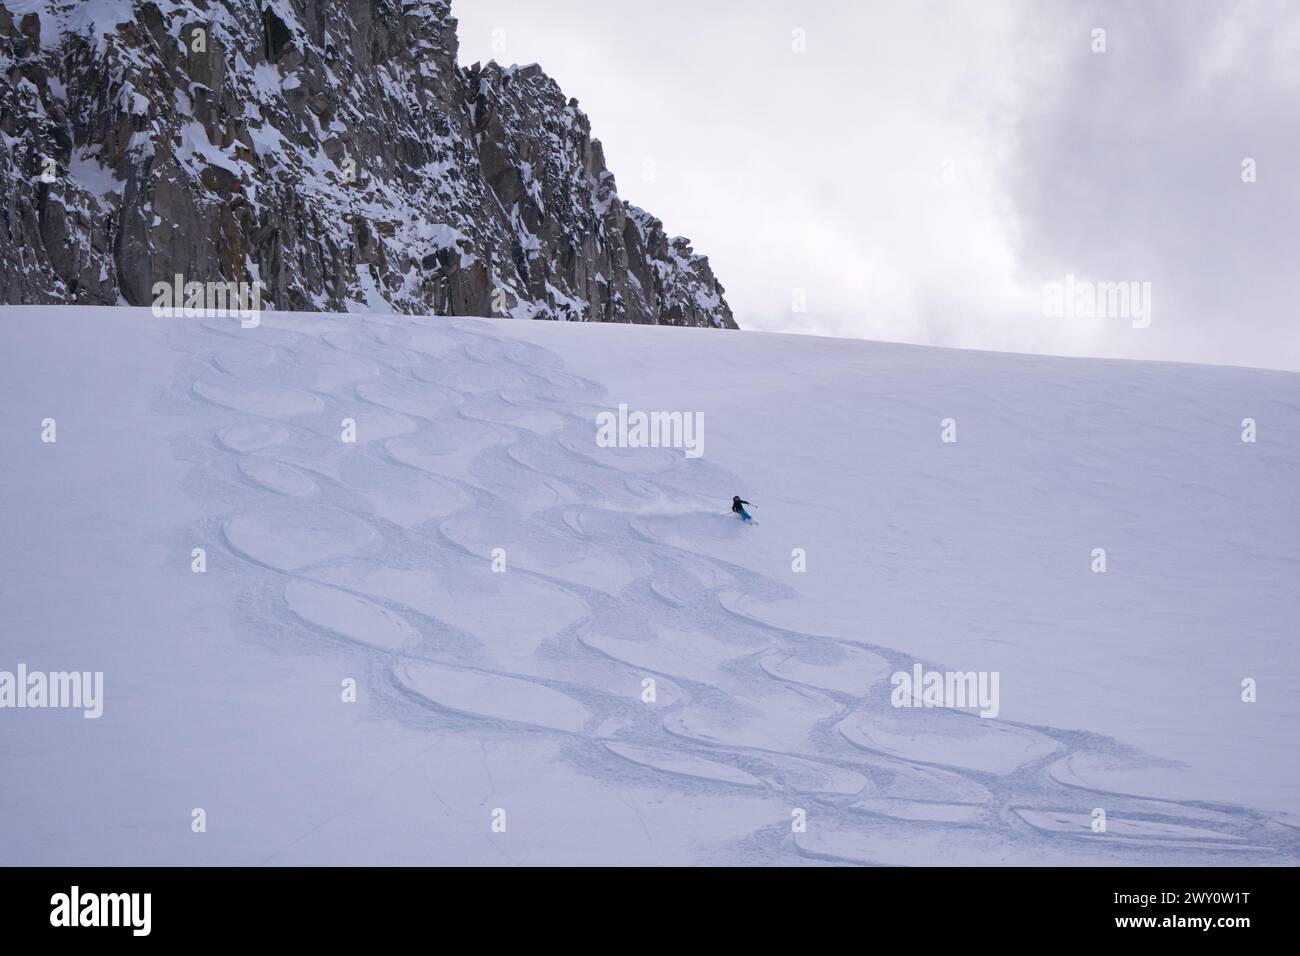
731,496 -> 753,522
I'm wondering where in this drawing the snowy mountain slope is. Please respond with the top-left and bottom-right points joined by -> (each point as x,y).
1,306 -> 1298,865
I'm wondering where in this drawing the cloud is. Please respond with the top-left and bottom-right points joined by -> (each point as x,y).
455,0 -> 1300,370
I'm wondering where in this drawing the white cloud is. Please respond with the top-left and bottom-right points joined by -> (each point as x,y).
456,0 -> 1300,370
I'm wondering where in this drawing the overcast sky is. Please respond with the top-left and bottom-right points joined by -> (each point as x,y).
456,0 -> 1300,371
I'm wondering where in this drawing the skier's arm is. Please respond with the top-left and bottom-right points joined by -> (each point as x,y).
739,499 -> 750,505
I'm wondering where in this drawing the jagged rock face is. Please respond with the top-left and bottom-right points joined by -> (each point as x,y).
0,0 -> 736,328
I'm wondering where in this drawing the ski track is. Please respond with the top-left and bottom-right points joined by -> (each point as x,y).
167,314 -> 1300,866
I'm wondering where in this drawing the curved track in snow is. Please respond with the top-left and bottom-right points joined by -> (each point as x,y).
160,311 -> 1299,866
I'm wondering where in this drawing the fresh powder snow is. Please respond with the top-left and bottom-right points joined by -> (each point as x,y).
1,306 -> 1297,865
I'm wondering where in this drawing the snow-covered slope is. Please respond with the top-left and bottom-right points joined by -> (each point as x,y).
2,306 -> 1297,865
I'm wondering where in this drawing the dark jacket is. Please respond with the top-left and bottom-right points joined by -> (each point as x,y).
731,497 -> 750,512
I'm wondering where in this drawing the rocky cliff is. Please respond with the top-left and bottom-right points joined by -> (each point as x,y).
0,0 -> 736,327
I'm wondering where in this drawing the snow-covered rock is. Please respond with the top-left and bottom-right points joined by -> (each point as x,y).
0,1 -> 736,327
